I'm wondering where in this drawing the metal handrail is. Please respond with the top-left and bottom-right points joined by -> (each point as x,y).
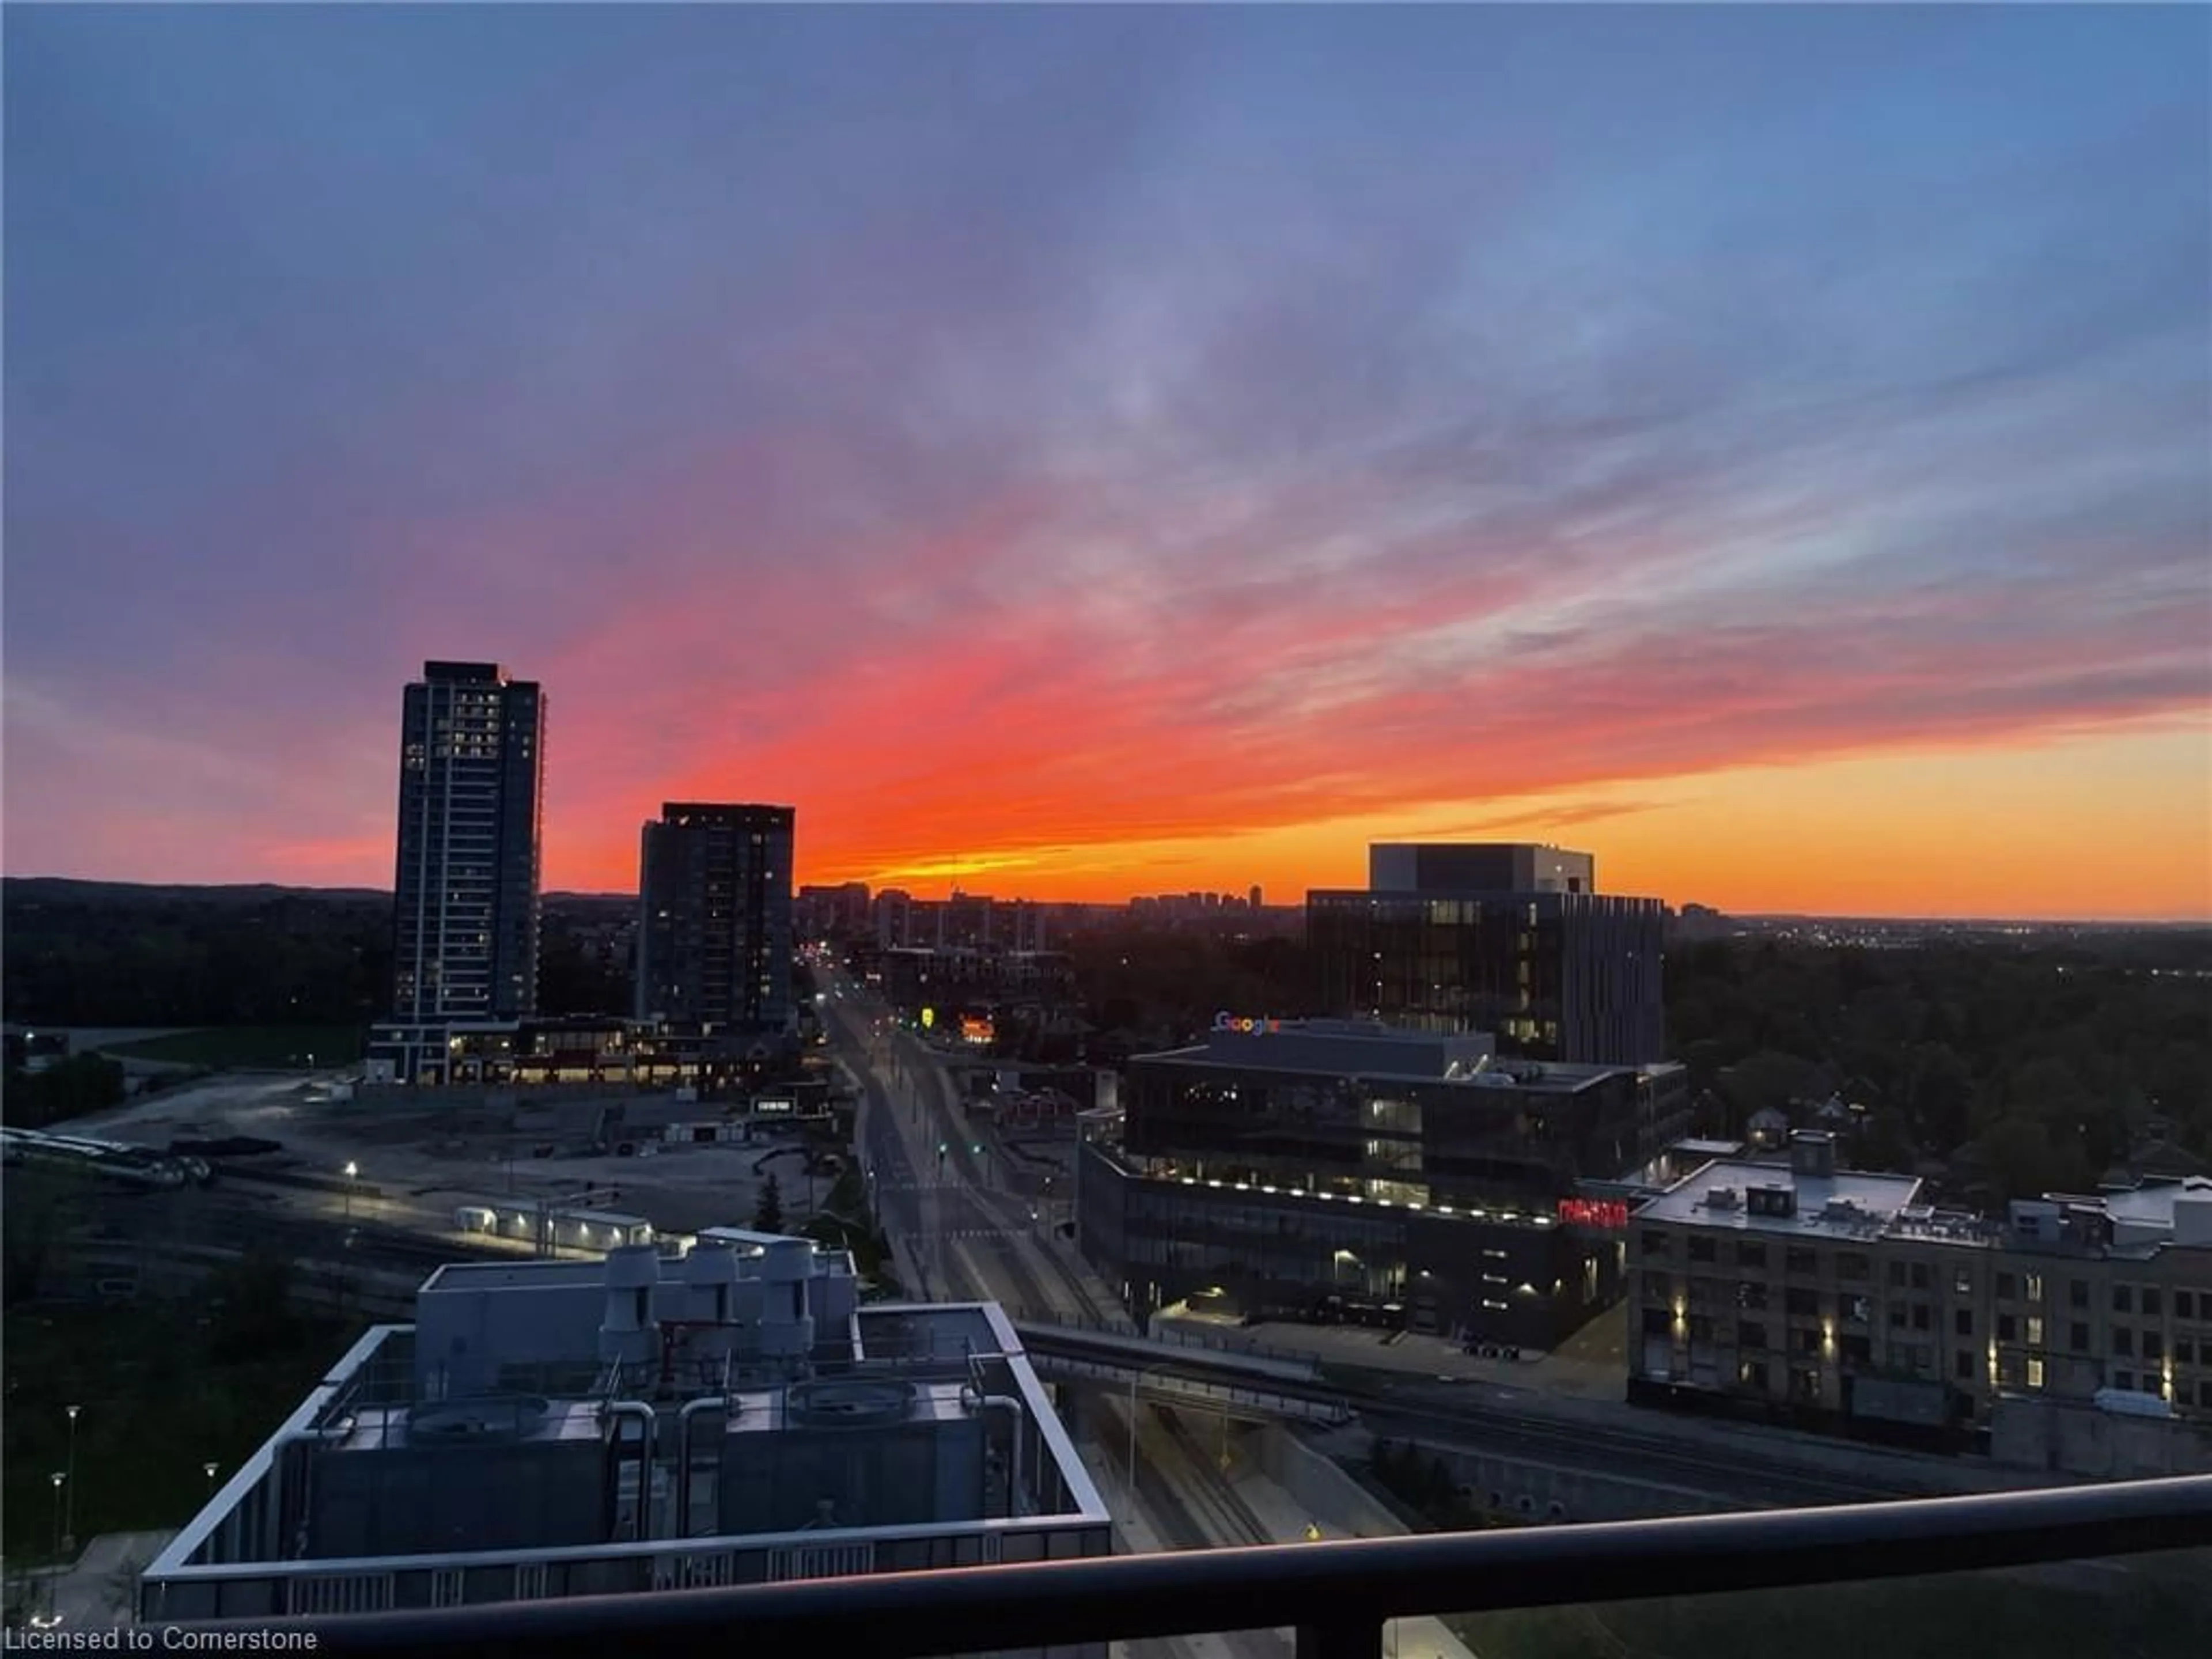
251,1475 -> 2212,1659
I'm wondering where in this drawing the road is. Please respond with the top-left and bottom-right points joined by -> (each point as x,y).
819,970 -> 1290,1659
820,974 -> 1110,1325
814,969 -> 1953,1527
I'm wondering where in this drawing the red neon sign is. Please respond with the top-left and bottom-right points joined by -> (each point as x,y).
1556,1198 -> 1630,1229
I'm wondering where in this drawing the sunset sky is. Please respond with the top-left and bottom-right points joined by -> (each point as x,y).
5,6 -> 2208,920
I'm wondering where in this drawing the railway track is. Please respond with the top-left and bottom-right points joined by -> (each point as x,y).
1069,1348 -> 1938,1508
1356,1395 -> 1929,1508
1156,1408 -> 1270,1546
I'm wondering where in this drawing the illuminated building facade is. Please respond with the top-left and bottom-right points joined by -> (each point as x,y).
390,661 -> 546,1027
637,803 -> 797,1037
1306,842 -> 1665,1066
366,1015 -> 809,1096
1628,1137 -> 2212,1447
1077,1018 -> 1688,1346
372,662 -> 546,1085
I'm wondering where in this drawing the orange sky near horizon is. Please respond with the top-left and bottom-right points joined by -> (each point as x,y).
544,719 -> 2209,922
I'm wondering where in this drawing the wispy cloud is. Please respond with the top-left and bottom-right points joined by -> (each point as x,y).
3,5 -> 2205,914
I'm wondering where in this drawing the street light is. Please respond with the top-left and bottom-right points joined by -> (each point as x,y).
48,1471 -> 66,1565
203,1462 -> 220,1495
343,1161 -> 359,1221
62,1406 -> 79,1554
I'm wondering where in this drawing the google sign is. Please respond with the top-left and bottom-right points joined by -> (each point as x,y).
1213,1013 -> 1286,1035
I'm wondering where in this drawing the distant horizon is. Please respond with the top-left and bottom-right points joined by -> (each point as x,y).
6,7 -> 2207,919
4,872 -> 2207,931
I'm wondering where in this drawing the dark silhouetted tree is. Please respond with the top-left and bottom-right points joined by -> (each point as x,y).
753,1173 -> 786,1235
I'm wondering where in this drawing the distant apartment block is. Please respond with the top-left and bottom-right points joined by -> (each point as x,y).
1307,842 -> 1665,1066
637,803 -> 797,1036
372,661 -> 546,1085
796,881 -> 871,941
870,889 -> 1050,955
1627,1132 -> 2212,1446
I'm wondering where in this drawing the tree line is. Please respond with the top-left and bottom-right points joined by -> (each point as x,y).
6,880 -> 2206,1203
1,880 -> 630,1028
1031,922 -> 2212,1205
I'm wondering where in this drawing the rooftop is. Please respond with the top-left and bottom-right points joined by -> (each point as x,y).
1637,1158 -> 1925,1238
1306,887 -> 1663,910
1138,1019 -> 1680,1092
1641,1162 -> 2212,1257
2082,1177 -> 2212,1232
141,1232 -> 1108,1624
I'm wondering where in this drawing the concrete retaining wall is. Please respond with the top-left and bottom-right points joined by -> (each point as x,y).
1255,1426 -> 1413,1539
1992,1398 -> 2212,1478
1306,1425 -> 1727,1528
1406,1440 -> 1727,1524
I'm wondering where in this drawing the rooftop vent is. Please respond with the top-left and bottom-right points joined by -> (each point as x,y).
1705,1187 -> 1741,1211
408,1395 -> 550,1445
1745,1185 -> 1798,1219
1788,1131 -> 1836,1180
784,1379 -> 915,1430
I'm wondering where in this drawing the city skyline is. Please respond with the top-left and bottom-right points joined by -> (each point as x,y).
5,7 -> 2208,921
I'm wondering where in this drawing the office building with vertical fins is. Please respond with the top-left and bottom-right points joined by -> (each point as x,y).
637,803 -> 797,1041
1306,842 -> 1665,1067
367,661 -> 546,1085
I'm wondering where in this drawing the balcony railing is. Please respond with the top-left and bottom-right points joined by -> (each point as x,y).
236,1475 -> 2212,1659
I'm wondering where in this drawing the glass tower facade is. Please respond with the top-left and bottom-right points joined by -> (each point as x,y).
391,661 -> 545,1024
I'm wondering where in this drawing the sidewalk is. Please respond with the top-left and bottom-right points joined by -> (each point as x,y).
10,1530 -> 175,1629
1071,1422 -> 1249,1659
853,1039 -> 953,1299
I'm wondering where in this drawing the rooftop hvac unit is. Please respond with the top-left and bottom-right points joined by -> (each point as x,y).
599,1244 -> 662,1368
1704,1187 -> 1741,1211
680,1245 -> 744,1365
756,1239 -> 816,1359
1745,1185 -> 1797,1219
